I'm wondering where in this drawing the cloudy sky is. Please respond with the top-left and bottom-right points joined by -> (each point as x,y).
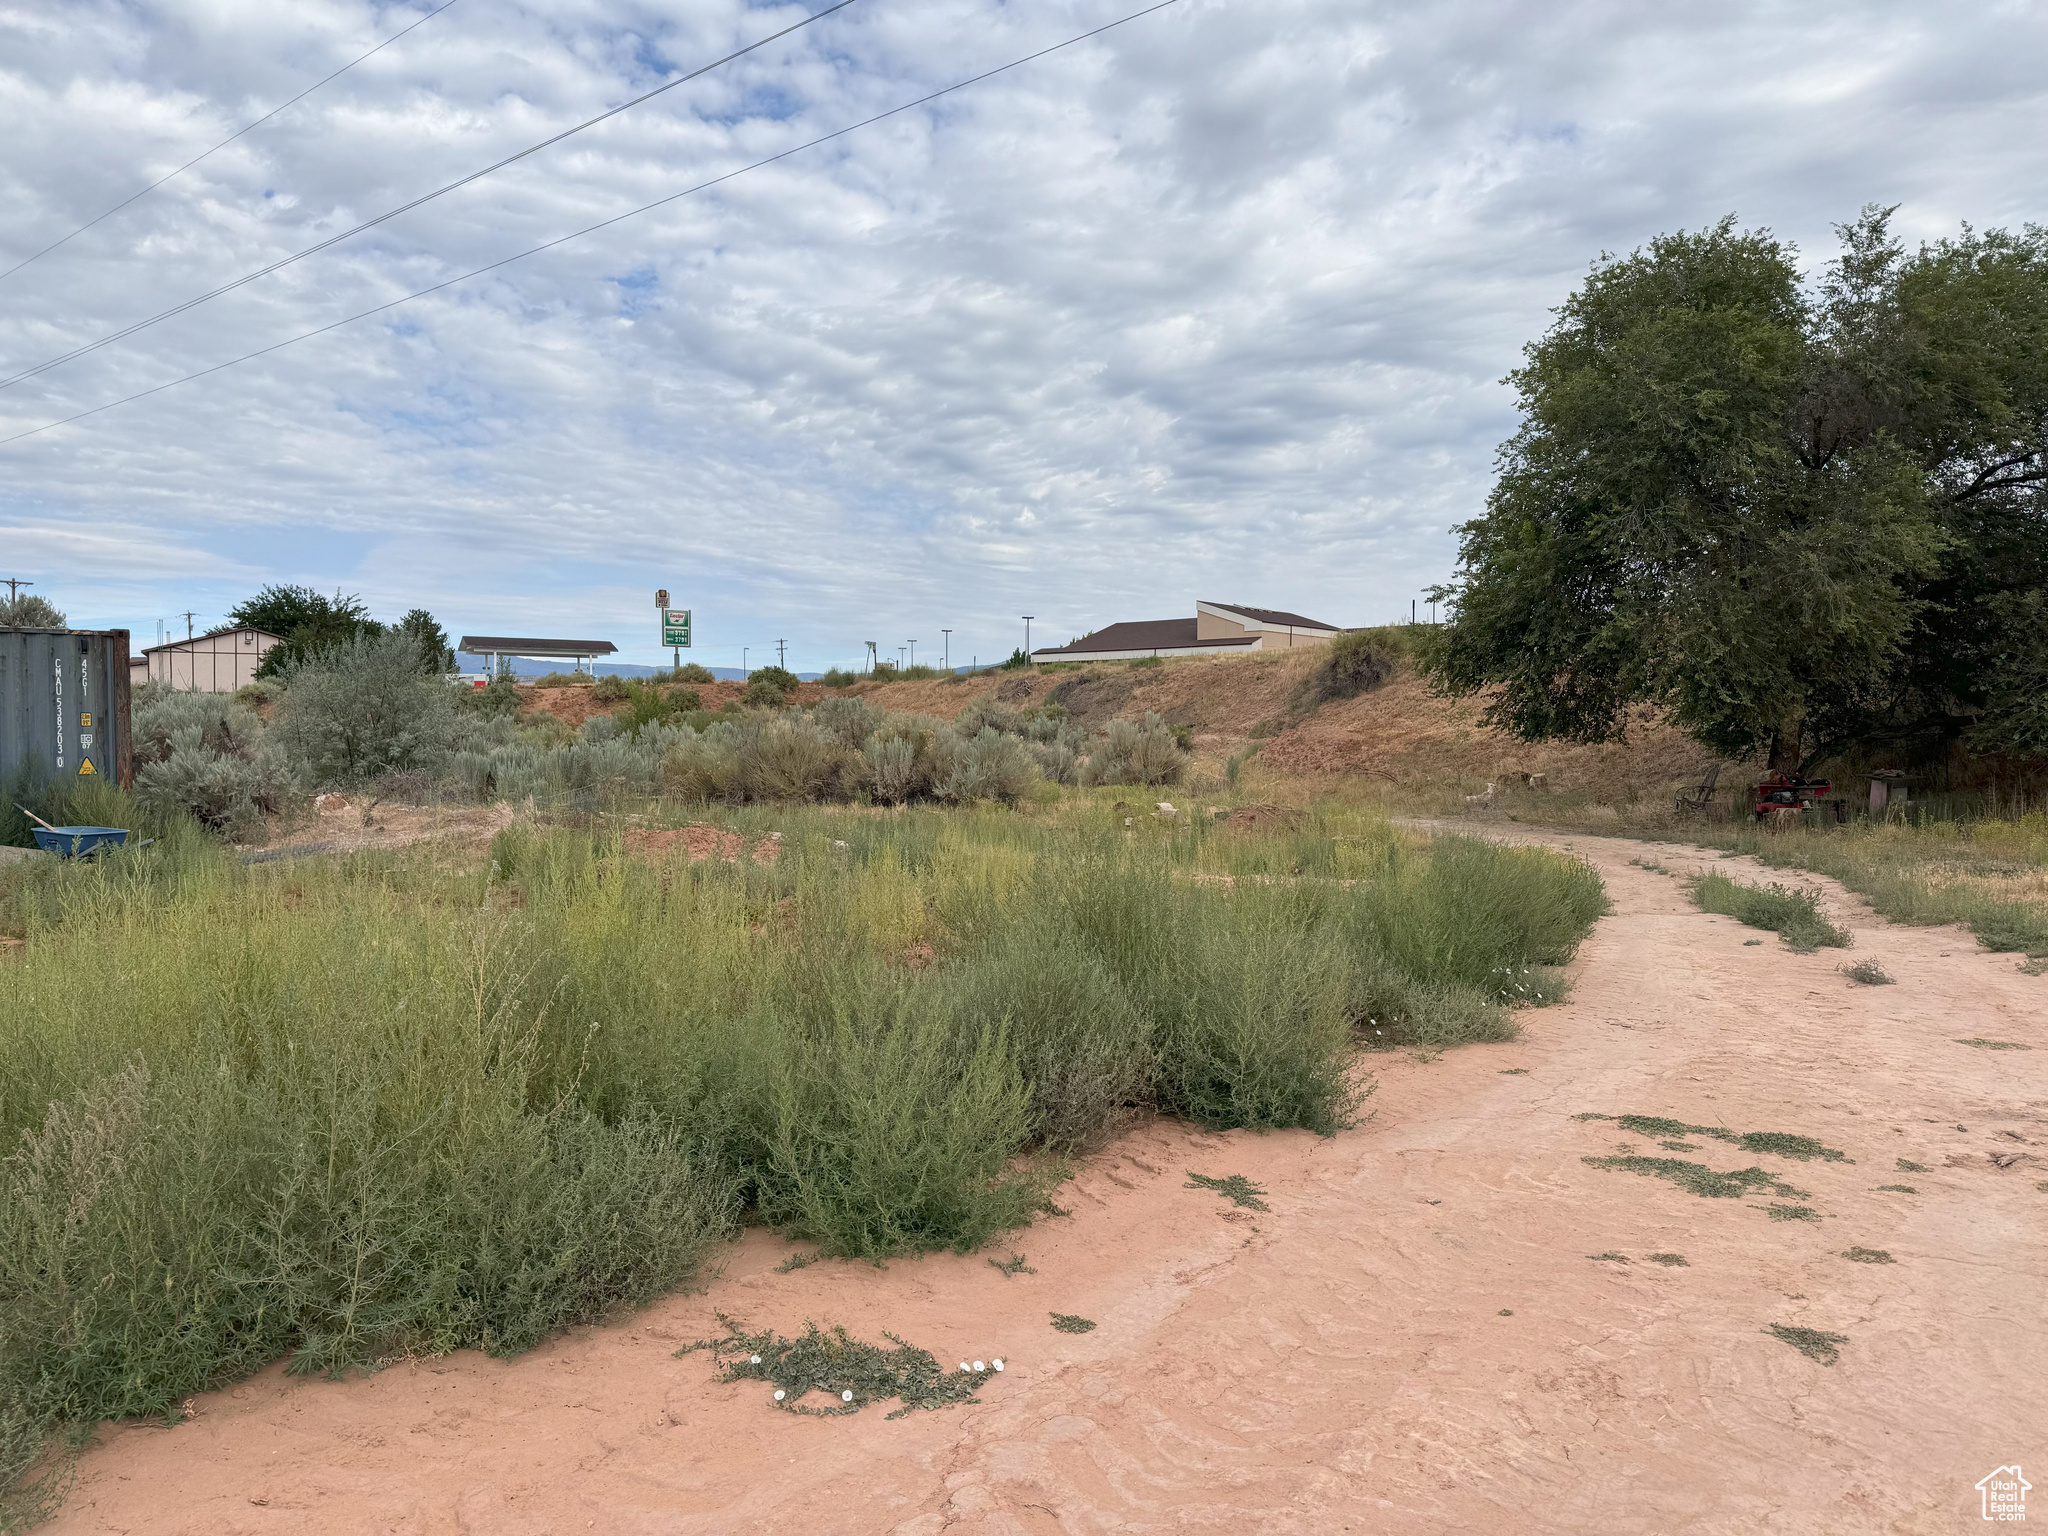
1,0 -> 2043,671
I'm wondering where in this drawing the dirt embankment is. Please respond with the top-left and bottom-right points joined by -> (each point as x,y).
846,653 -> 1711,797
42,830 -> 2047,1532
511,654 -> 1712,798
514,679 -> 833,729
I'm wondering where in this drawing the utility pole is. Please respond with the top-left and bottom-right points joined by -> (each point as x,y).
181,610 -> 198,640
0,578 -> 30,602
742,647 -> 749,678
941,629 -> 951,672
906,639 -> 917,669
1410,600 -> 1416,625
776,638 -> 787,671
1022,615 -> 1034,657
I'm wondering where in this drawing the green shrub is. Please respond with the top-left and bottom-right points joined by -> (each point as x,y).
743,715 -> 853,802
591,674 -> 631,703
131,686 -> 293,836
813,696 -> 880,748
939,917 -> 1150,1150
1149,894 -> 1363,1133
456,673 -> 522,719
1688,872 -> 1851,950
746,999 -> 1049,1259
658,662 -> 717,685
614,681 -> 702,736
817,667 -> 861,688
863,735 -> 921,804
1083,713 -> 1188,786
934,727 -> 1040,805
1296,628 -> 1401,708
269,633 -> 456,788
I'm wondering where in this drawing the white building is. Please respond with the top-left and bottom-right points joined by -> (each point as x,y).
139,628 -> 284,692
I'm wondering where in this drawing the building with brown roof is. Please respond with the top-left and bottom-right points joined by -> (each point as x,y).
1029,601 -> 1343,663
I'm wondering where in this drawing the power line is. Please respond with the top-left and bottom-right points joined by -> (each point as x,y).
0,0 -> 466,287
0,0 -> 863,392
0,0 -> 1185,452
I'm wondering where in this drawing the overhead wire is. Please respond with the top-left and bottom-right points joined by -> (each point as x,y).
0,0 -> 1184,450
0,0 -> 466,286
0,0 -> 864,392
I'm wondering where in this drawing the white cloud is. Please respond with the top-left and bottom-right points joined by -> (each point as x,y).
1,0 -> 2043,663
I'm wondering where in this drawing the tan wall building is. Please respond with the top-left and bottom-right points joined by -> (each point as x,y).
1193,601 -> 1340,649
143,628 -> 284,692
1032,601 -> 1344,664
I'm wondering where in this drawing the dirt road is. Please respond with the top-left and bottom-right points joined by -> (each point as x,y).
44,831 -> 2047,1534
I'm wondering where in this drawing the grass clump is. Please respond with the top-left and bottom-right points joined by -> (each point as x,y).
1842,958 -> 1894,985
1688,872 -> 1850,950
1767,1324 -> 1847,1365
1878,1184 -> 1919,1193
988,1253 -> 1036,1277
1736,1132 -> 1848,1163
1578,1115 -> 1847,1163
774,1252 -> 818,1273
680,1318 -> 993,1418
1955,1038 -> 2031,1050
1049,1313 -> 1097,1334
1647,1252 -> 1690,1266
1767,1204 -> 1821,1222
1582,1156 -> 1801,1201
1185,1173 -> 1270,1211
1842,1246 -> 1894,1263
1587,1251 -> 1629,1263
1896,1159 -> 1928,1172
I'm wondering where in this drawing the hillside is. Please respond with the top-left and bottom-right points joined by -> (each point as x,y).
505,649 -> 1715,803
841,648 -> 1712,801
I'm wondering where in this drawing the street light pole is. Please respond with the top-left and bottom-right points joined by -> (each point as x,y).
907,639 -> 917,669
742,647 -> 749,678
1022,615 -> 1035,658
941,628 -> 951,672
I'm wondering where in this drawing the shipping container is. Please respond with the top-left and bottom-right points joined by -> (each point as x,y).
0,628 -> 133,790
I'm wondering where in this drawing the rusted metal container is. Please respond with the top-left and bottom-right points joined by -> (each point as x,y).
0,628 -> 133,789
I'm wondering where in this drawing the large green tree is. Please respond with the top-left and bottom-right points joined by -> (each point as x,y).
394,608 -> 456,673
228,585 -> 382,678
1427,209 -> 2048,771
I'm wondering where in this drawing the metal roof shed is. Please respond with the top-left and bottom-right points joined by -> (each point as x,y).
457,636 -> 618,676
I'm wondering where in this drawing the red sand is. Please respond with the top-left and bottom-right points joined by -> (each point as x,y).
44,830 -> 2047,1533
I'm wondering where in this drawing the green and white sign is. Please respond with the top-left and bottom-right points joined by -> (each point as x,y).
661,608 -> 692,647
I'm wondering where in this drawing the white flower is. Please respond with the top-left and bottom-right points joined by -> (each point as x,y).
973,1361 -> 986,1372
959,1361 -> 970,1371
773,1390 -> 785,1402
841,1389 -> 854,1402
992,1359 -> 1004,1371
749,1355 -> 761,1364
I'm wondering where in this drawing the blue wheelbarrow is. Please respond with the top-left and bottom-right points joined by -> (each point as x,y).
17,807 -> 152,859
32,825 -> 139,858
